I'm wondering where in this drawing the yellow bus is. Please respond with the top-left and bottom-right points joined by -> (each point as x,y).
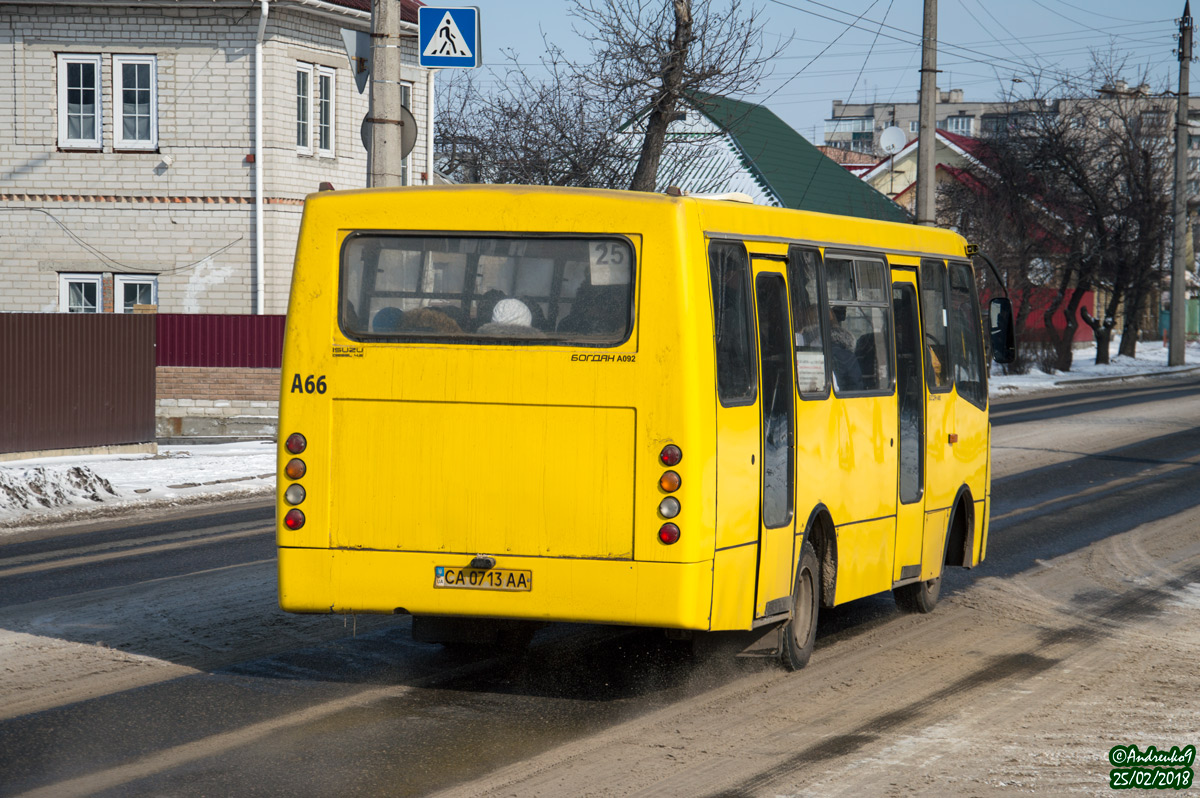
277,185 -> 1014,669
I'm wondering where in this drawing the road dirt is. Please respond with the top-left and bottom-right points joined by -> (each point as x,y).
427,507 -> 1200,798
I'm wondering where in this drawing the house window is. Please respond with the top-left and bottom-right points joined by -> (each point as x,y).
943,115 -> 973,135
113,55 -> 157,150
296,63 -> 313,153
59,273 -> 102,313
909,120 -> 919,133
316,66 -> 335,157
57,54 -> 103,149
114,275 -> 158,313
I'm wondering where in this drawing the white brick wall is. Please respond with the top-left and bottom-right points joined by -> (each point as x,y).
0,2 -> 430,315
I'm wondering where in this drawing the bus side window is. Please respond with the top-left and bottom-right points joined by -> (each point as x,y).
787,246 -> 829,397
824,256 -> 893,394
920,260 -> 952,392
708,241 -> 757,406
948,261 -> 987,407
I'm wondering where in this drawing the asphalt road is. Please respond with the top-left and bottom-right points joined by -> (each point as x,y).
0,373 -> 1197,797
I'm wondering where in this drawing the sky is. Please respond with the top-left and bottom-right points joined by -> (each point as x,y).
423,0 -> 1193,144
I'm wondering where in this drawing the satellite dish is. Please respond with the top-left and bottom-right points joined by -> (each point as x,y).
880,126 -> 906,155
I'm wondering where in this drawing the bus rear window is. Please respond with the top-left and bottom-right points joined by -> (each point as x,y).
339,235 -> 634,345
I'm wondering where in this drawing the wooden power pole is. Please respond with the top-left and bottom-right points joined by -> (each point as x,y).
1170,1 -> 1193,365
916,0 -> 938,226
369,0 -> 405,187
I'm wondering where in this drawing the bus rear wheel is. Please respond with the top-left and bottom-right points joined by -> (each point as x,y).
781,539 -> 820,671
894,574 -> 941,614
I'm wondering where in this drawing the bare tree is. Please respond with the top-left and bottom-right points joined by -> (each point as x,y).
436,50 -> 636,188
571,0 -> 786,191
939,137 -> 1059,373
435,1 -> 787,193
941,60 -> 1175,368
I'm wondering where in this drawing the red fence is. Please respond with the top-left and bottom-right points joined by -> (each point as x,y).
156,314 -> 286,368
0,314 -> 156,456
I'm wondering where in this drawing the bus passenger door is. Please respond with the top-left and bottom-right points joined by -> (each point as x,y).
752,266 -> 797,618
891,273 -> 926,581
709,242 -> 764,625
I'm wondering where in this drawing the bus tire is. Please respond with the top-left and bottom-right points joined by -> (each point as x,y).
894,574 -> 941,614
781,539 -> 820,671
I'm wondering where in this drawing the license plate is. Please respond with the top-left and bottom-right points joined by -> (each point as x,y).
434,566 -> 532,592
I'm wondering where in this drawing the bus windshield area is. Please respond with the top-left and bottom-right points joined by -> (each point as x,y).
339,235 -> 634,345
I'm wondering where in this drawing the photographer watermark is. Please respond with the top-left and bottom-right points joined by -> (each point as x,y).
1108,744 -> 1195,790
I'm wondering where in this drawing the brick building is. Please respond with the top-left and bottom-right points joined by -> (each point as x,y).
0,0 -> 432,440
0,0 -> 430,316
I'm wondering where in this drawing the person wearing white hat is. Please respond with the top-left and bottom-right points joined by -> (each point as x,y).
476,297 -> 543,336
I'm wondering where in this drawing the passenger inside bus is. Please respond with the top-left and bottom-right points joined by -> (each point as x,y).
399,307 -> 462,334
372,306 -> 404,332
828,306 -> 864,391
558,284 -> 626,335
477,297 -> 543,336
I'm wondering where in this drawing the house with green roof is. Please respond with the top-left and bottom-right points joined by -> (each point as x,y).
625,92 -> 908,223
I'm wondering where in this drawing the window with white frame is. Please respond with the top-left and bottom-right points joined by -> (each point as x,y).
943,115 -> 973,135
909,120 -> 919,133
296,63 -> 314,153
114,275 -> 158,313
59,273 -> 102,313
113,55 -> 158,150
316,66 -> 335,157
58,54 -> 103,149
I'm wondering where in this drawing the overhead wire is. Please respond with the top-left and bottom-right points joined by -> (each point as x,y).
0,207 -> 244,275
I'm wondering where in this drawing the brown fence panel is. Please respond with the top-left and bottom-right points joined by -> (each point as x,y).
156,314 -> 285,368
0,314 -> 156,456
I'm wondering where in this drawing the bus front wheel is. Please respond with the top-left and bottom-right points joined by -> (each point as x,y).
781,539 -> 820,671
894,574 -> 941,613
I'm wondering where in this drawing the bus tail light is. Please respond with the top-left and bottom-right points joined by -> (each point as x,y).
284,458 -> 306,480
659,470 -> 681,492
658,497 -> 680,519
658,523 -> 680,544
285,433 -> 307,454
284,484 -> 306,506
659,444 -> 682,466
284,509 -> 306,529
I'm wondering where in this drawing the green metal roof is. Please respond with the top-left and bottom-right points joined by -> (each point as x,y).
688,92 -> 909,223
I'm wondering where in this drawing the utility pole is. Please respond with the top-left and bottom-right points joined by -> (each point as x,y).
1170,1 -> 1193,365
368,0 -> 405,187
915,0 -> 938,226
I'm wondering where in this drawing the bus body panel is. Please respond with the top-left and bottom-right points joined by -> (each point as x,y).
329,399 -> 637,559
278,547 -> 713,629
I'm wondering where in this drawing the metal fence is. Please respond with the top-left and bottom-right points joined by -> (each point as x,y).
156,314 -> 285,368
0,313 -> 156,456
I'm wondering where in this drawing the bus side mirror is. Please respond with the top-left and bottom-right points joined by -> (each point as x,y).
989,297 -> 1016,364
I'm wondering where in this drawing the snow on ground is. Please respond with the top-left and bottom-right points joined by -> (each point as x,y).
989,338 -> 1200,395
1,339 -> 1197,532
0,441 -> 275,532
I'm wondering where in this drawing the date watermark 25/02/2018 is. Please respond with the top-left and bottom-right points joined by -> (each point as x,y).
1108,744 -> 1195,791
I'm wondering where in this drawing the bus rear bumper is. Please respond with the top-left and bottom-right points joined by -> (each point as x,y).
278,547 -> 715,630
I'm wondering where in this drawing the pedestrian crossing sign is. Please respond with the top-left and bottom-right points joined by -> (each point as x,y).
419,7 -> 481,68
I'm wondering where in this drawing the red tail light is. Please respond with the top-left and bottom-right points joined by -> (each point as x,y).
285,433 -> 307,454
658,523 -> 680,544
284,509 -> 306,529
659,444 -> 682,466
